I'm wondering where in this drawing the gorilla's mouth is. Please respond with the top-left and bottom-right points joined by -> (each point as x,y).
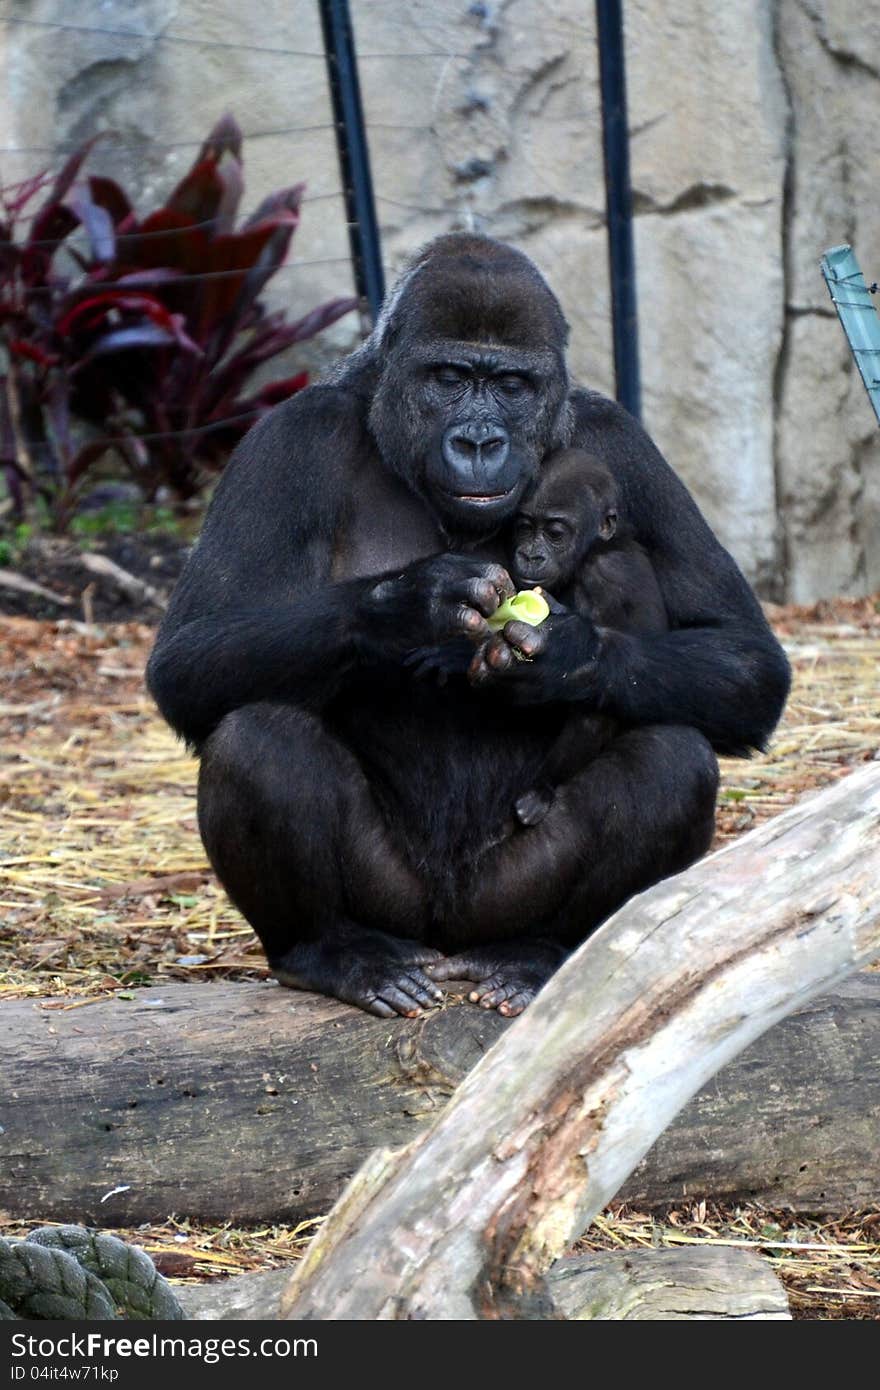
443,487 -> 516,506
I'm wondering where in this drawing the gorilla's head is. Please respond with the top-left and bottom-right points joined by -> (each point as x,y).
365,235 -> 573,534
511,448 -> 619,590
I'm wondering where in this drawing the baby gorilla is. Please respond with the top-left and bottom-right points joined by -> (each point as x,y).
509,447 -> 669,826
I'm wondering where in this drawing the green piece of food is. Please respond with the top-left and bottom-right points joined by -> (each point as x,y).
487,588 -> 550,631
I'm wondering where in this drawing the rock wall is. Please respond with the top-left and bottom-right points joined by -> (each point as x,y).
4,0 -> 879,600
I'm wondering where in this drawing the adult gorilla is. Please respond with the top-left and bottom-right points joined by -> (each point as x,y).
148,235 -> 789,1018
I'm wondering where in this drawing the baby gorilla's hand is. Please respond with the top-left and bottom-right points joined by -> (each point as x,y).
514,786 -> 555,826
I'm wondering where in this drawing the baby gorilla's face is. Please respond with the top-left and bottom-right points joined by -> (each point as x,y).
511,511 -> 581,590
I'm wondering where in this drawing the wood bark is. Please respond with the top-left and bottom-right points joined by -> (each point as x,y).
2,976 -> 878,1224
177,1248 -> 790,1321
277,763 -> 880,1319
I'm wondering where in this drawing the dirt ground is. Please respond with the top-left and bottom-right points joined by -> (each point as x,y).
0,592 -> 878,1319
0,534 -> 188,623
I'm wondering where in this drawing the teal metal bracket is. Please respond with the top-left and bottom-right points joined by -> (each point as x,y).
821,243 -> 880,426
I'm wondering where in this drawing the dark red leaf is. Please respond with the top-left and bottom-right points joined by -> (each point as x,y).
43,138 -> 102,208
112,268 -> 185,289
116,210 -> 210,272
57,292 -> 176,337
23,204 -> 78,274
67,439 -> 114,486
164,157 -> 225,226
67,189 -> 116,262
8,339 -> 60,367
198,112 -> 243,163
77,322 -> 194,361
88,176 -> 133,226
194,223 -> 280,342
212,151 -> 245,234
244,183 -> 305,229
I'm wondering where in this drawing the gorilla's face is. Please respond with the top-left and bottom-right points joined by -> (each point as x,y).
411,341 -> 564,530
366,236 -> 572,535
512,494 -> 607,590
511,449 -> 619,589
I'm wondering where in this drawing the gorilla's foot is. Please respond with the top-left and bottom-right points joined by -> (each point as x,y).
514,785 -> 555,827
271,925 -> 444,1019
426,938 -> 565,1017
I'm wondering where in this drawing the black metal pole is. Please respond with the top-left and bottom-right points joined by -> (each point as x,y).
595,0 -> 641,420
319,0 -> 385,326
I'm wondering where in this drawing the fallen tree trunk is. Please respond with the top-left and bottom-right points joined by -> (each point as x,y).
279,763 -> 880,1318
177,1247 -> 790,1321
2,975 -> 879,1224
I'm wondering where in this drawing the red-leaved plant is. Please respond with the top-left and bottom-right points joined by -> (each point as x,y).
0,114 -> 357,526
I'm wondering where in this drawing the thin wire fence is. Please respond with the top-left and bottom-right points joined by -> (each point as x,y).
0,3 -> 608,475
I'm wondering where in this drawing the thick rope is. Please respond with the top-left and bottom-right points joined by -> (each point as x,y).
0,1238 -> 117,1320
0,1227 -> 186,1320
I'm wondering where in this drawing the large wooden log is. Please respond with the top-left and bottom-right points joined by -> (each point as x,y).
279,764 -> 880,1318
1,975 -> 878,1225
177,1248 -> 791,1321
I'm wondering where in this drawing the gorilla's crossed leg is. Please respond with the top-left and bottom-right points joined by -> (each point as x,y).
429,723 -> 718,1014
198,703 -> 441,1019
198,704 -> 718,1018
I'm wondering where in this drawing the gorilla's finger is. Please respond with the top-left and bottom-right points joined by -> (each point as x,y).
467,645 -> 493,685
463,577 -> 507,618
514,789 -> 553,826
503,620 -> 547,659
477,987 -> 511,1009
364,996 -> 396,1019
498,991 -> 532,1016
486,638 -> 514,671
455,604 -> 490,638
480,564 -> 516,601
378,985 -> 426,1017
402,972 -> 444,1007
467,973 -> 506,1000
398,943 -> 444,966
425,953 -> 490,982
542,592 -> 569,615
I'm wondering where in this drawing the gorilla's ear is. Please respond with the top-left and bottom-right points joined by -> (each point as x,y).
599,509 -> 618,541
549,393 -> 575,450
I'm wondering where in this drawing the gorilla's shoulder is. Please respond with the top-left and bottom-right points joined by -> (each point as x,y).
212,382 -> 373,515
567,386 -> 665,473
261,380 -> 368,435
568,386 -> 639,436
569,384 -> 618,419
566,385 -> 702,529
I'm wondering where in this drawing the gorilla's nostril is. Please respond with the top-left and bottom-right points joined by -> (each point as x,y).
449,434 -> 477,461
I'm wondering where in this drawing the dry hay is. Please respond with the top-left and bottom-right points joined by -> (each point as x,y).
1,594 -> 878,1319
0,1205 -> 876,1319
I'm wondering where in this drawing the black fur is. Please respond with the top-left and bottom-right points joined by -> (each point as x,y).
147,234 -> 790,1018
508,446 -> 670,826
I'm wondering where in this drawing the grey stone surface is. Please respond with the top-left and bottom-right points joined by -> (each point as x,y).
4,0 -> 879,599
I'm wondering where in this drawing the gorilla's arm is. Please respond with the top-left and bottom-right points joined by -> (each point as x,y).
473,391 -> 790,756
575,390 -> 789,753
147,388 -> 508,747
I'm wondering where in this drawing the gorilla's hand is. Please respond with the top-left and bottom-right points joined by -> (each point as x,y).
468,599 -> 602,704
358,554 -> 515,662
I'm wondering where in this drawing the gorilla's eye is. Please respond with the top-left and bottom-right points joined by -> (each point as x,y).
432,366 -> 466,387
545,522 -> 571,544
496,374 -> 529,395
513,518 -> 534,539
